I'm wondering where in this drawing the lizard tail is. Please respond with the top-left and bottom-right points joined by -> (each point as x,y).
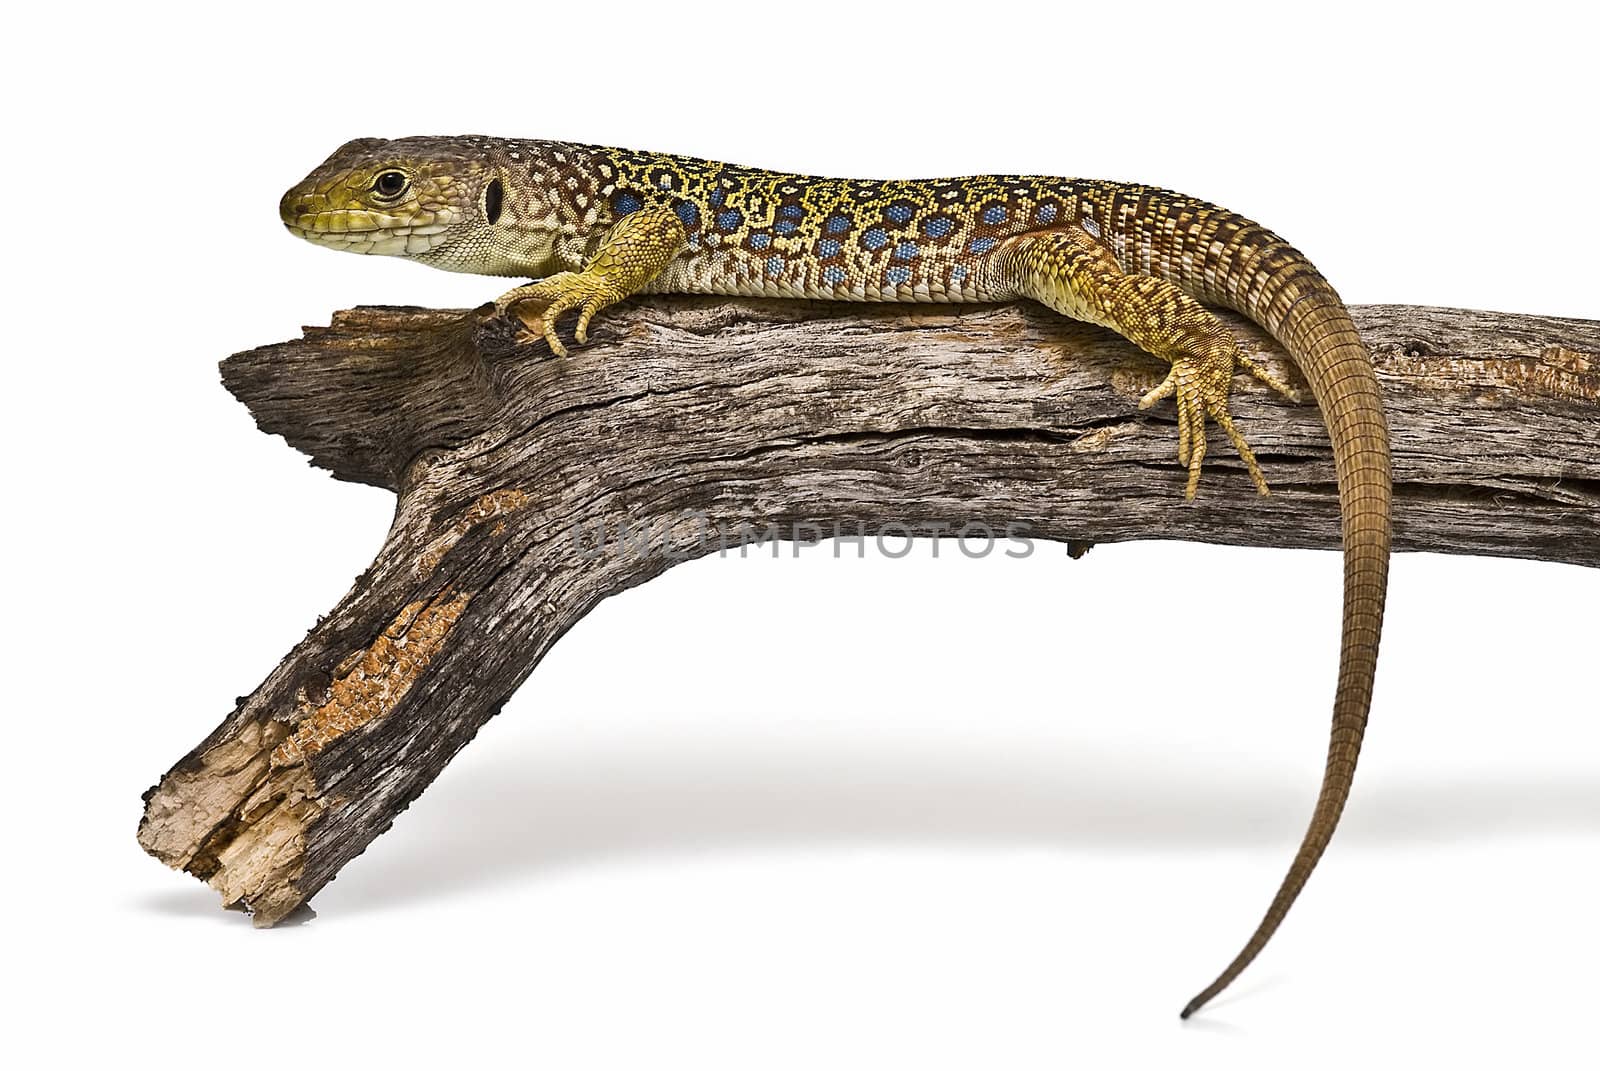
1162,218 -> 1392,1017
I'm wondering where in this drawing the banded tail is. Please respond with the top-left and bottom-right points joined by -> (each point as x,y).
1119,195 -> 1392,1016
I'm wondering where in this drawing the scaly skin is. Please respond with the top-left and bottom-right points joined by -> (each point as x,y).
282,137 -> 1392,1015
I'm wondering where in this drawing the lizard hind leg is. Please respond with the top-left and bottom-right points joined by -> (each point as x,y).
1136,337 -> 1269,499
1006,228 -> 1287,500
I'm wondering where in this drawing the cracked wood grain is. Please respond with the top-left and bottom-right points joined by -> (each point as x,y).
139,297 -> 1599,924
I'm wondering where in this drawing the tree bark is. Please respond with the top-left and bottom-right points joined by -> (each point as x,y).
138,297 -> 1600,924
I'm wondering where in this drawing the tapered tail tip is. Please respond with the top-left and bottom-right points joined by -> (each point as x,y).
1180,985 -> 1220,1020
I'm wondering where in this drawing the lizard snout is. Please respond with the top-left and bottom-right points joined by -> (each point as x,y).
279,186 -> 315,230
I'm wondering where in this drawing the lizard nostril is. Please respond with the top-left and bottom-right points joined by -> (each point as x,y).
279,187 -> 319,228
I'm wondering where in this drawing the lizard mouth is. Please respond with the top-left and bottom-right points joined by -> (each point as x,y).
278,181 -> 466,255
283,214 -> 457,256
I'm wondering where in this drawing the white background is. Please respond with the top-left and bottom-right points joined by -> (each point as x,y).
5,3 -> 1595,1066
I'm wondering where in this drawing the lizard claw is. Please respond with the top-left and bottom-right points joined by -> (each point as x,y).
496,273 -> 623,357
1237,352 -> 1311,405
1139,339 -> 1271,500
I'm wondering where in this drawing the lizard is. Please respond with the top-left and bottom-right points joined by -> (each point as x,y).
280,136 -> 1392,1016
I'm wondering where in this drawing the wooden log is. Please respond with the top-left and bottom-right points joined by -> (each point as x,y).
138,297 -> 1600,924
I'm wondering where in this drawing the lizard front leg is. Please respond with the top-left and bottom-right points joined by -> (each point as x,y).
496,206 -> 687,357
1005,227 -> 1299,499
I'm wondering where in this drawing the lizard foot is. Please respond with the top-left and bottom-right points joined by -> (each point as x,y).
495,273 -> 625,357
1138,338 -> 1293,500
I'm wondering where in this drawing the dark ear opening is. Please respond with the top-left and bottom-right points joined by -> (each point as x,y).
484,178 -> 504,225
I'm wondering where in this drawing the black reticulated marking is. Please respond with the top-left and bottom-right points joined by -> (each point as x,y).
484,178 -> 504,225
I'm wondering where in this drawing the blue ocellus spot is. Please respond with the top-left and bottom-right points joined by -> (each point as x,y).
969,236 -> 997,254
884,265 -> 912,286
862,227 -> 889,250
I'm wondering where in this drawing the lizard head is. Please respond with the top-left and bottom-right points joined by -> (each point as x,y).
279,136 -> 557,276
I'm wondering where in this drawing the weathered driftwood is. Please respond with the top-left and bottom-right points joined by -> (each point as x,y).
138,297 -> 1600,924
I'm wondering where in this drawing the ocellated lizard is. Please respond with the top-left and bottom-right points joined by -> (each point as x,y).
281,137 -> 1393,1016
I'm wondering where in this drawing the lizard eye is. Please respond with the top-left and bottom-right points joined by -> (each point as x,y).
372,170 -> 409,198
